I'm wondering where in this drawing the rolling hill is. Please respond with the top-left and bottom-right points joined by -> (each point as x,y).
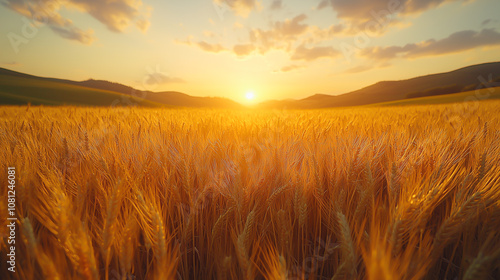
0,68 -> 243,108
259,62 -> 500,109
369,86 -> 500,107
0,74 -> 161,107
1,62 -> 499,108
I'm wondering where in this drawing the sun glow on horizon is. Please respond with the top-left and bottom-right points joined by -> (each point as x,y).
0,0 -> 498,103
245,91 -> 255,101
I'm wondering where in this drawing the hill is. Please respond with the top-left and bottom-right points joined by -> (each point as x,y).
368,86 -> 500,107
2,62 -> 499,109
0,68 -> 243,108
0,74 -> 161,107
258,62 -> 500,109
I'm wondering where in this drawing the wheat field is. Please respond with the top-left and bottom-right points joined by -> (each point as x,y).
1,102 -> 500,280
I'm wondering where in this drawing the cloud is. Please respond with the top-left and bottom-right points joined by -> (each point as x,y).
481,19 -> 492,26
2,0 -> 151,44
317,0 -> 330,10
175,38 -> 228,54
481,19 -> 498,27
291,45 -> 340,61
69,0 -> 150,33
248,14 -> 312,54
182,14 -> 312,58
361,28 -> 500,61
318,0 -> 403,34
196,41 -> 227,53
203,31 -> 216,38
144,72 -> 185,85
309,24 -> 345,41
274,64 -> 304,73
406,29 -> 500,58
136,18 -> 151,32
213,0 -> 258,17
270,0 -> 282,10
401,0 -> 466,14
180,13 -> 343,62
318,0 -> 465,16
50,25 -> 94,44
360,44 -> 414,61
317,0 -> 471,33
246,14 -> 345,56
343,65 -> 375,74
272,13 -> 309,37
2,0 -> 95,44
233,44 -> 256,57
2,61 -> 22,67
247,14 -> 345,60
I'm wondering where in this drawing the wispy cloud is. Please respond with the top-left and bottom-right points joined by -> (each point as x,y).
291,45 -> 339,61
2,61 -> 22,67
347,28 -> 500,73
247,13 -> 310,54
50,25 -> 94,44
233,44 -> 256,57
270,0 -> 282,10
343,64 -> 374,74
2,0 -> 95,44
180,13 -> 345,62
196,41 -> 227,53
2,0 -> 151,44
213,0 -> 258,17
274,64 -> 304,73
318,0 -> 469,17
144,72 -> 185,85
361,28 -> 500,61
481,18 -> 498,27
69,0 -> 151,33
178,0 -> 495,75
317,0 -> 474,34
176,38 -> 228,54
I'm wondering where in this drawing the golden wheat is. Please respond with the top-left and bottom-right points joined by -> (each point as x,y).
1,101 -> 499,279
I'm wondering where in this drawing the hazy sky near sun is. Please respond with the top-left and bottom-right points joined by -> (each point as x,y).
1,0 -> 500,103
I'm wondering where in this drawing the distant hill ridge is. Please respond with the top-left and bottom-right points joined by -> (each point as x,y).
1,61 -> 499,108
258,61 -> 500,109
0,68 -> 243,108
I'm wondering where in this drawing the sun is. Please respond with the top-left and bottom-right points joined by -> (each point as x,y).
245,91 -> 255,101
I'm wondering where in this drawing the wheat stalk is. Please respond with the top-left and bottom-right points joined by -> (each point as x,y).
4,102 -> 500,279
333,212 -> 357,279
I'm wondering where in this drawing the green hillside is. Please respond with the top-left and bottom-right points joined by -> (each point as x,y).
370,86 -> 500,107
0,67 -> 243,108
0,74 -> 162,107
258,61 -> 500,109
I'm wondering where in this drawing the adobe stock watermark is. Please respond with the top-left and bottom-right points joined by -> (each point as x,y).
445,74 -> 500,125
212,0 -> 230,21
288,236 -> 339,280
7,0 -> 62,54
99,268 -> 135,280
6,167 -> 17,273
340,0 -> 403,63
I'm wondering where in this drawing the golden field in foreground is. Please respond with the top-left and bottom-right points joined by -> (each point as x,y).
0,102 -> 499,280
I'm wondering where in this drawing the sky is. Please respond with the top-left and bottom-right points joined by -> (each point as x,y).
1,0 -> 500,104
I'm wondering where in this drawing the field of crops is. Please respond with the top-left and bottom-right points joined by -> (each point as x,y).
1,102 -> 499,280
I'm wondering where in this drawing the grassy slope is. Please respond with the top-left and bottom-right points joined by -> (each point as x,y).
0,74 -> 163,107
0,67 -> 244,108
258,62 -> 500,109
370,86 -> 500,107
